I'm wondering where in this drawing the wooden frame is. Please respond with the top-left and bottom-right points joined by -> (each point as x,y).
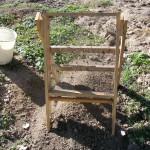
35,11 -> 128,136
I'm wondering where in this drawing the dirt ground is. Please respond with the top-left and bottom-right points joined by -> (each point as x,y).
0,0 -> 150,150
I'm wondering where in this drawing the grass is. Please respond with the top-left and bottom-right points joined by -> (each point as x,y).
129,124 -> 150,144
0,114 -> 15,130
80,0 -> 112,7
16,16 -> 104,70
122,53 -> 150,86
0,14 -> 18,26
1,2 -> 88,13
121,52 -> 150,145
0,3 -> 105,71
0,72 -> 5,87
100,0 -> 112,6
0,114 -> 15,147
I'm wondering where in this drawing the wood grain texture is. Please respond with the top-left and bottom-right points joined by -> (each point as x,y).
112,12 -> 121,136
51,46 -> 116,54
35,12 -> 44,43
45,12 -> 117,17
52,64 -> 115,72
118,19 -> 128,85
43,14 -> 51,131
49,89 -> 114,99
50,97 -> 113,103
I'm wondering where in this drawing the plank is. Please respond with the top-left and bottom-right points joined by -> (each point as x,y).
49,89 -> 114,99
51,46 -> 116,54
118,20 -> 128,85
43,14 -> 51,131
50,97 -> 113,103
35,12 -> 44,43
44,12 -> 117,17
112,11 -> 121,136
52,64 -> 115,72
35,12 -> 42,21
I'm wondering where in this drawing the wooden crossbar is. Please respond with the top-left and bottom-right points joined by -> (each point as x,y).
51,46 -> 116,54
44,12 -> 117,17
52,64 -> 115,72
50,97 -> 113,103
49,89 -> 114,99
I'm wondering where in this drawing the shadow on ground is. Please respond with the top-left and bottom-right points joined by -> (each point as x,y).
0,57 -> 45,106
51,103 -> 128,150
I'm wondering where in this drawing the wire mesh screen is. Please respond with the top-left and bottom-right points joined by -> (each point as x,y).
50,15 -> 116,92
50,16 -> 116,46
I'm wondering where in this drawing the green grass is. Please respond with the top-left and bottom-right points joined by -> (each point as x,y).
0,72 -> 5,87
1,2 -> 88,13
122,53 -> 150,86
100,0 -> 112,6
128,123 -> 150,144
79,0 -> 112,7
122,52 -> 150,145
15,16 -> 104,71
0,114 -> 15,130
1,3 -> 103,71
0,14 -> 18,26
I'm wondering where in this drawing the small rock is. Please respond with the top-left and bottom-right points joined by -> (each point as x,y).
144,122 -> 149,126
20,113 -> 26,117
123,124 -> 128,128
18,145 -> 28,150
146,141 -> 150,145
3,98 -> 9,102
46,140 -> 50,145
5,77 -> 11,82
106,57 -> 111,62
22,123 -> 30,130
137,77 -> 143,83
127,126 -> 134,133
121,130 -> 126,136
128,31 -> 134,35
147,23 -> 150,27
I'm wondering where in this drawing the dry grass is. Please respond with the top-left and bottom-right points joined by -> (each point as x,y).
79,0 -> 112,7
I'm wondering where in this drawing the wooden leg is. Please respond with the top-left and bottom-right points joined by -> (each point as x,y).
112,101 -> 116,136
46,99 -> 51,131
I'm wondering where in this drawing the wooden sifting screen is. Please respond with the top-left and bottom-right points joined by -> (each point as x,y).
35,11 -> 128,135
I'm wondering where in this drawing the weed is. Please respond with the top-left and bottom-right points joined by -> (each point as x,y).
0,72 -> 5,86
0,136 -> 7,146
128,123 -> 150,144
122,53 -> 150,86
121,52 -> 150,146
1,2 -> 88,13
80,0 -> 112,7
0,14 -> 18,26
64,4 -> 88,12
100,0 -> 112,6
0,3 -> 102,71
0,114 -> 15,130
14,14 -> 104,71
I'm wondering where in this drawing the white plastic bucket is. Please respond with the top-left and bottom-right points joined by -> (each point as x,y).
0,27 -> 17,65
